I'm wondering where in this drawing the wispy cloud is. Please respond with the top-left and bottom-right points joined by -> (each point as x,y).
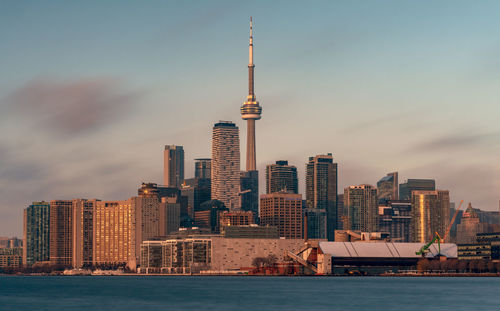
408,130 -> 500,153
3,77 -> 140,136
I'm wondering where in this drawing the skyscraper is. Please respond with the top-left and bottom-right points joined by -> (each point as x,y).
49,200 -> 73,266
211,121 -> 241,210
260,192 -> 303,239
240,17 -> 262,172
23,201 -> 50,266
399,179 -> 435,200
240,170 -> 259,216
266,160 -> 298,194
72,199 -> 98,268
306,154 -> 338,241
410,190 -> 450,242
377,172 -> 398,203
163,145 -> 184,188
195,158 -> 211,179
343,185 -> 379,232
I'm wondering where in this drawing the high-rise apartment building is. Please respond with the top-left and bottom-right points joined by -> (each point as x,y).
266,160 -> 298,194
49,200 -> 73,266
399,179 -> 435,200
343,185 -> 379,232
377,172 -> 398,203
211,121 -> 241,210
23,201 -> 50,266
410,190 -> 450,242
163,145 -> 184,188
195,158 -> 211,179
306,154 -> 337,241
72,199 -> 98,268
93,200 -> 136,266
260,192 -> 303,239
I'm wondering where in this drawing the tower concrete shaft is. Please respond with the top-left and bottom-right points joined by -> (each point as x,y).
241,17 -> 262,172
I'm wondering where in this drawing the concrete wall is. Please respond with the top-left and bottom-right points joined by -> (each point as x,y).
210,237 -> 304,271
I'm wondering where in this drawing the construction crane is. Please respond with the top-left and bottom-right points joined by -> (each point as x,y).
416,232 -> 442,256
442,200 -> 464,242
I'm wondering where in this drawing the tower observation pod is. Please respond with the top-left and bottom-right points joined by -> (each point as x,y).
241,17 -> 262,171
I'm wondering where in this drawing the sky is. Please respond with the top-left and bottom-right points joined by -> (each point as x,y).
1,0 -> 499,236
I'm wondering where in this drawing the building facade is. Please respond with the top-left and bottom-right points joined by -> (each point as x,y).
211,121 -> 241,210
163,145 -> 184,188
399,179 -> 435,200
23,201 -> 51,266
72,199 -> 97,268
266,160 -> 298,194
304,208 -> 327,239
195,158 -> 211,179
260,192 -> 303,239
377,172 -> 398,203
240,170 -> 259,216
343,185 -> 379,233
410,190 -> 450,243
305,154 -> 338,241
378,201 -> 412,242
49,200 -> 73,266
93,200 -> 136,266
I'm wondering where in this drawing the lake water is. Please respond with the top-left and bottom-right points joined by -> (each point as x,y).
0,276 -> 498,310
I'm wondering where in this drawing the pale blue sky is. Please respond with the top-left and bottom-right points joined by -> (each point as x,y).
1,1 -> 499,236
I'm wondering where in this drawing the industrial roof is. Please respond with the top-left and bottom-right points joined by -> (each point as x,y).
319,242 -> 457,259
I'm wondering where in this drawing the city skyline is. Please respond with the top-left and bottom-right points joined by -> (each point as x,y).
2,1 -> 500,236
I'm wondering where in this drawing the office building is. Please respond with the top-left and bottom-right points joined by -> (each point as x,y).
410,190 -> 450,243
49,200 -> 73,266
399,179 -> 435,200
211,121 -> 241,210
304,208 -> 327,239
219,210 -> 255,228
23,201 -> 50,266
163,145 -> 184,188
266,160 -> 298,194
240,170 -> 258,216
306,154 -> 338,241
343,185 -> 379,232
377,172 -> 398,203
260,192 -> 303,239
378,201 -> 412,242
161,197 -> 181,235
195,158 -> 211,179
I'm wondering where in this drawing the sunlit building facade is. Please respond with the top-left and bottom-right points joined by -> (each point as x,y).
410,190 -> 450,243
260,192 -> 303,239
266,160 -> 298,194
343,185 -> 379,233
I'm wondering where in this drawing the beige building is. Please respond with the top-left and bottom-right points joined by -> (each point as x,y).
410,190 -> 450,242
211,121 -> 241,210
260,192 -> 303,239
140,237 -> 304,274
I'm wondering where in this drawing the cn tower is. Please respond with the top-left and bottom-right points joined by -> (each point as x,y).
241,17 -> 262,171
